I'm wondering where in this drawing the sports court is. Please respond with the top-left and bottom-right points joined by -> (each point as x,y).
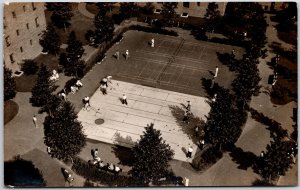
78,31 -> 243,161
103,30 -> 243,96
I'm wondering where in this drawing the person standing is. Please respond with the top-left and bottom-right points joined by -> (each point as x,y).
199,139 -> 205,150
151,38 -> 155,47
182,110 -> 190,124
115,51 -> 120,60
83,96 -> 90,110
186,101 -> 191,111
214,66 -> 219,78
125,50 -> 129,60
186,146 -> 193,158
33,115 -> 38,128
212,94 -> 217,102
122,94 -> 128,105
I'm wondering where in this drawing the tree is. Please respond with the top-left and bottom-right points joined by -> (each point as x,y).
93,12 -> 114,44
256,140 -> 294,182
30,64 -> 55,107
130,123 -> 174,185
205,3 -> 220,20
65,31 -> 85,77
161,2 -> 178,19
21,60 -> 39,75
47,3 -> 74,30
95,2 -> 114,16
66,31 -> 84,61
39,23 -> 61,55
119,2 -> 139,19
4,155 -> 46,187
44,101 -> 86,161
204,87 -> 245,150
4,67 -> 16,101
39,94 -> 62,117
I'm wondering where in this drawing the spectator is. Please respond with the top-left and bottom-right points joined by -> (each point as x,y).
70,86 -> 78,94
76,79 -> 83,88
108,163 -> 114,171
186,146 -> 193,158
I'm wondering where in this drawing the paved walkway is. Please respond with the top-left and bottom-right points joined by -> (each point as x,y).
78,80 -> 210,161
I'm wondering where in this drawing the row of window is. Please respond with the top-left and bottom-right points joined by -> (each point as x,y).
5,17 -> 39,47
8,39 -> 33,63
11,3 -> 36,18
183,2 -> 201,8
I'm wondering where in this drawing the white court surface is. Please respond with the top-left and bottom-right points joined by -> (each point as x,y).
77,80 -> 210,161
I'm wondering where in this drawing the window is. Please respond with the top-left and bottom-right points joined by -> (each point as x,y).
5,36 -> 10,47
10,54 -> 14,63
26,23 -> 29,29
197,2 -> 201,6
12,11 -> 16,18
16,29 -> 19,36
23,5 -> 26,12
20,47 -> 23,53
35,17 -> 39,27
183,2 -> 189,8
30,40 -> 33,45
32,3 -> 36,10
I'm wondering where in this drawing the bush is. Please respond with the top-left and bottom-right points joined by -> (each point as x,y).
192,146 -> 223,171
21,60 -> 39,75
72,157 -> 134,187
129,25 -> 178,36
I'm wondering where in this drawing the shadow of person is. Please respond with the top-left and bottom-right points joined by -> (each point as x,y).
182,147 -> 187,155
208,70 -> 215,76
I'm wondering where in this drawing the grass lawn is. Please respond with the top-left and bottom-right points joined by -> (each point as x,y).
15,75 -> 37,92
44,3 -> 95,45
4,100 -> 19,125
16,53 -> 60,92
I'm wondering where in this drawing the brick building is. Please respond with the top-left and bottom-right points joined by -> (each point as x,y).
4,2 -> 47,72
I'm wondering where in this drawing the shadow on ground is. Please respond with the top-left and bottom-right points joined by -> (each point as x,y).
112,132 -> 135,166
229,145 -> 258,170
169,105 -> 205,144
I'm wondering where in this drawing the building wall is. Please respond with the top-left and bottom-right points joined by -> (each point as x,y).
4,2 -> 47,72
258,2 -> 288,11
137,2 -> 227,18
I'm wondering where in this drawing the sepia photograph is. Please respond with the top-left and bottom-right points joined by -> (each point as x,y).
3,1 -> 297,187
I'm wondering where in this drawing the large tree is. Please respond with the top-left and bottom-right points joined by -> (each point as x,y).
44,101 -> 86,161
66,31 -> 84,61
4,156 -> 46,187
39,94 -> 62,117
39,23 -> 61,55
93,12 -> 114,44
47,3 -> 74,30
205,2 -> 220,20
4,67 -> 16,101
95,2 -> 115,16
30,64 -> 55,107
119,2 -> 139,19
205,87 -> 245,150
161,2 -> 178,19
65,31 -> 85,77
256,140 -> 294,182
130,123 -> 174,185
